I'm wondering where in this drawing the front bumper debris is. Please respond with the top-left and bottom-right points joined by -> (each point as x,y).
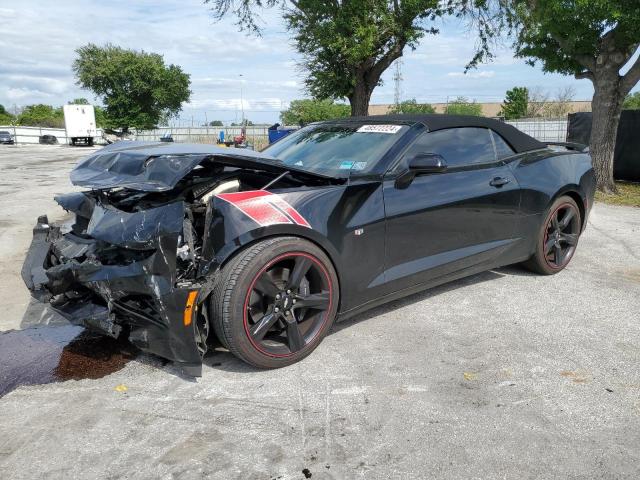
21,208 -> 204,377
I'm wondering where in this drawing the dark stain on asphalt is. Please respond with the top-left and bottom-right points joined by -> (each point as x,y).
302,468 -> 312,478
0,219 -> 16,229
0,325 -> 138,398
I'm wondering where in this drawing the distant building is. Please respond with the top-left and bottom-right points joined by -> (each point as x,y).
369,101 -> 592,117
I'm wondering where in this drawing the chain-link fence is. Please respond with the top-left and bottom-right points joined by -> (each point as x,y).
0,125 -> 107,145
134,126 -> 271,150
136,118 -> 569,146
2,117 -> 569,148
0,125 -> 271,149
505,118 -> 568,142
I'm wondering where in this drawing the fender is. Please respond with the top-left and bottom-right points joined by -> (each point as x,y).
198,188 -> 346,283
196,182 -> 388,314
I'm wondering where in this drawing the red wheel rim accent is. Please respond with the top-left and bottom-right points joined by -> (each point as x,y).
243,252 -> 333,358
542,202 -> 580,270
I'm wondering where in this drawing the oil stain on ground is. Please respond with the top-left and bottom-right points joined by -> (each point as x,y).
619,269 -> 640,283
560,370 -> 589,384
0,325 -> 138,398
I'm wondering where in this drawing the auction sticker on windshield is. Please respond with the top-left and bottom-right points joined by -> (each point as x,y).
356,124 -> 403,134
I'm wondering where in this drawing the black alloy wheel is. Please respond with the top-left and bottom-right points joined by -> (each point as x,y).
211,237 -> 339,368
244,253 -> 332,357
542,202 -> 580,269
524,195 -> 582,275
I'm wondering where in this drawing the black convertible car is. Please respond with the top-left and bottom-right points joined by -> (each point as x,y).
22,115 -> 595,375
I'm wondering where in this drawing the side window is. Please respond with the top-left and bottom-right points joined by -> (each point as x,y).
403,127 -> 496,167
491,130 -> 516,159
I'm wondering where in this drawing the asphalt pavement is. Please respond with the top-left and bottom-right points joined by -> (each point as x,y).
1,145 -> 639,480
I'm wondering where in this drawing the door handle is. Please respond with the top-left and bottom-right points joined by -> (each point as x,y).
489,176 -> 511,187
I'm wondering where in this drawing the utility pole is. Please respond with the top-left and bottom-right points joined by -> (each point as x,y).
393,59 -> 403,107
239,73 -> 245,126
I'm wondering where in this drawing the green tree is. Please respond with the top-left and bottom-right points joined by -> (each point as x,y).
17,104 -> 65,128
623,92 -> 640,110
389,99 -> 436,114
508,0 -> 640,193
280,99 -> 350,125
73,43 -> 191,132
0,104 -> 15,125
445,97 -> 483,116
206,1 -> 497,117
231,119 -> 254,126
499,86 -> 529,119
208,120 -> 224,126
93,106 -> 107,128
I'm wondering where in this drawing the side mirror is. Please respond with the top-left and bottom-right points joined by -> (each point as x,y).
408,153 -> 447,174
395,153 -> 447,189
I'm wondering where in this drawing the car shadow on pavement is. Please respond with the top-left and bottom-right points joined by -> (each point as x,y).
13,265 -> 534,379
494,264 -> 539,278
203,265 -> 533,373
330,268 -> 509,334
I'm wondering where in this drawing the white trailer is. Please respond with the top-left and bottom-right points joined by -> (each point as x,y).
63,104 -> 98,146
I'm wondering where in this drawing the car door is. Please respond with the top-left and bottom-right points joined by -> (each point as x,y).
381,127 -> 521,292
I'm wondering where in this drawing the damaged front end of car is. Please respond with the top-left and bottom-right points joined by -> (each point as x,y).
21,191 -> 206,375
21,142 -> 335,376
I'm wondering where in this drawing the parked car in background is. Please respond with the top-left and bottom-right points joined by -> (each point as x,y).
0,130 -> 14,145
22,115 -> 595,376
39,135 -> 58,145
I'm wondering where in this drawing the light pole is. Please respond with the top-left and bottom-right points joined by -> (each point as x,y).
239,74 -> 245,126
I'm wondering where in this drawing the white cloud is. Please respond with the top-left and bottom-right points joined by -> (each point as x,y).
0,1 -> 599,123
0,0 -> 302,124
188,97 -> 284,110
447,71 -> 496,79
6,88 -> 48,102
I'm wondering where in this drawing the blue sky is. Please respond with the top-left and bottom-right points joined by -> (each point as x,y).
0,0 -> 634,125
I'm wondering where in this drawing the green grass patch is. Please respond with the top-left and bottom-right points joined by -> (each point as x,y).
595,181 -> 640,207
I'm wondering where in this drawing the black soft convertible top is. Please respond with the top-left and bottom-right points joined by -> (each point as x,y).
338,114 -> 546,154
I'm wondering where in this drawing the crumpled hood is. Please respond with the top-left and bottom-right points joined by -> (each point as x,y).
70,141 -> 328,192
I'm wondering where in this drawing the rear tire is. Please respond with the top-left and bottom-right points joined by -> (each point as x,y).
523,195 -> 582,275
211,237 -> 339,368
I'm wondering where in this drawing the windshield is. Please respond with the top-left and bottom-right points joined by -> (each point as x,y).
262,123 -> 408,176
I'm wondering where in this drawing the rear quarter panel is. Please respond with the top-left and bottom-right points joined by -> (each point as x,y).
509,149 -> 595,256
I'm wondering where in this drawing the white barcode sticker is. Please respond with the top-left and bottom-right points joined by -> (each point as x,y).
356,124 -> 402,134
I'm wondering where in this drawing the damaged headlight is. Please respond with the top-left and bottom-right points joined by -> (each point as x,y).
177,216 -> 197,265
176,240 -> 191,261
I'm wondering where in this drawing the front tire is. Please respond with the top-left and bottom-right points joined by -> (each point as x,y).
211,237 -> 339,368
523,195 -> 582,275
